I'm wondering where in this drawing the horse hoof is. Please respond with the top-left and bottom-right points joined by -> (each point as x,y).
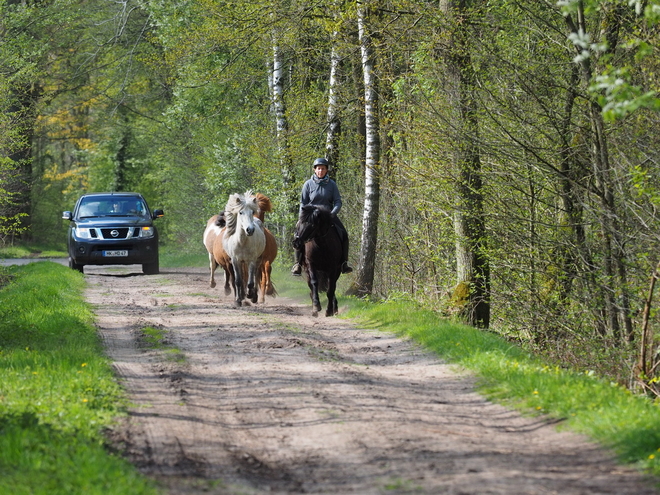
210,281 -> 216,288
312,310 -> 318,317
234,301 -> 242,308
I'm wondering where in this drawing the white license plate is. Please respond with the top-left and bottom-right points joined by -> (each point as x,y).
103,250 -> 128,257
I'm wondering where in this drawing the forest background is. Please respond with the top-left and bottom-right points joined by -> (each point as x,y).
3,0 -> 660,393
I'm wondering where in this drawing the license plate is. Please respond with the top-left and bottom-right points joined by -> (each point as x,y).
103,250 -> 128,257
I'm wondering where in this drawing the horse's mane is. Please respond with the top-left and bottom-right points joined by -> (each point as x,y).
224,191 -> 259,236
256,193 -> 272,214
299,204 -> 331,226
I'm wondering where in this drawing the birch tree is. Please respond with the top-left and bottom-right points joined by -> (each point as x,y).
351,0 -> 381,297
325,34 -> 342,169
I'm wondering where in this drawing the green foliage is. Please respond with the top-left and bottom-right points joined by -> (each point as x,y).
0,262 -> 157,494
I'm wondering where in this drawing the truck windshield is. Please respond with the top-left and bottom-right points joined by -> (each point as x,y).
78,198 -> 149,218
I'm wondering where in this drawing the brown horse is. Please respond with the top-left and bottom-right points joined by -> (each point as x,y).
255,193 -> 278,302
203,213 -> 233,295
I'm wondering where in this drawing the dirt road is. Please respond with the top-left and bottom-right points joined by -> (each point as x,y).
83,265 -> 658,494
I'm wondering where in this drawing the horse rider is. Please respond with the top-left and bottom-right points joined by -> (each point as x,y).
291,157 -> 354,276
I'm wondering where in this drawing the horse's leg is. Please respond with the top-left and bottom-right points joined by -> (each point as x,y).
247,260 -> 259,304
232,260 -> 244,307
223,264 -> 232,295
325,275 -> 338,317
307,270 -> 322,317
265,262 -> 275,296
259,261 -> 269,303
209,254 -> 217,288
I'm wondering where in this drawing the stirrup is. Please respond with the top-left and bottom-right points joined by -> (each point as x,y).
341,262 -> 353,274
291,263 -> 302,276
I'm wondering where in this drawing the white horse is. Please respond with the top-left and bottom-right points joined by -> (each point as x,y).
222,191 -> 266,307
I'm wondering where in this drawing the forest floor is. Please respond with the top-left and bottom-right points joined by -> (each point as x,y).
83,265 -> 660,495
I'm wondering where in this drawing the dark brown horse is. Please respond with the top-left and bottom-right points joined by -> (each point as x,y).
294,205 -> 342,317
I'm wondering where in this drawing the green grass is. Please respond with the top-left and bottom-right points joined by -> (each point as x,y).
139,326 -> 186,363
159,245 -> 207,268
0,262 -> 158,495
0,243 -> 67,259
330,294 -> 660,478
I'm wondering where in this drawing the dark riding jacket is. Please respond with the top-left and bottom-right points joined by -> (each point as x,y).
299,175 -> 342,216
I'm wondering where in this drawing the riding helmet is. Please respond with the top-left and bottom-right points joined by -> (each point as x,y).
312,157 -> 330,169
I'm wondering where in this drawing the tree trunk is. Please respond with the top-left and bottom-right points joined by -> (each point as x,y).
442,0 -> 490,328
272,40 -> 292,189
351,0 -> 380,297
565,6 -> 633,341
325,42 -> 342,171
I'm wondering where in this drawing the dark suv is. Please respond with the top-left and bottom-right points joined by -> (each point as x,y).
63,192 -> 164,274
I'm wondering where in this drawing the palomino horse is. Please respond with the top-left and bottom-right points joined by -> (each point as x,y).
294,205 -> 342,317
255,193 -> 277,302
203,213 -> 233,295
222,191 -> 266,307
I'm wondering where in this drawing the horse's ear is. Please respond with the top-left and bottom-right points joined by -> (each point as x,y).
235,197 -> 241,204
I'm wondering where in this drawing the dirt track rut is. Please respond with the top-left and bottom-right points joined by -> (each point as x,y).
84,265 -> 659,494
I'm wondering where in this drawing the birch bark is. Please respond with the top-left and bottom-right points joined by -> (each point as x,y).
352,0 -> 381,296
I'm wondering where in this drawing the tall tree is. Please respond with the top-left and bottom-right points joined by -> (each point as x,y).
442,0 -> 490,327
324,3 -> 343,168
352,0 -> 381,297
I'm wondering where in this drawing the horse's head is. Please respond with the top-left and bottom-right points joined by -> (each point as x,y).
225,191 -> 260,237
295,205 -> 332,243
225,191 -> 259,236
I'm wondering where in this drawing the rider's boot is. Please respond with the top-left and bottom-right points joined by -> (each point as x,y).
291,246 -> 304,276
340,235 -> 352,274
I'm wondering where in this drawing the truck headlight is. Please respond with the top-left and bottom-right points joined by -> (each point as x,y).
140,226 -> 155,238
74,227 -> 92,239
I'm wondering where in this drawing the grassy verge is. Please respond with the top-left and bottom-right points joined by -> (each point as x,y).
0,262 -> 158,495
160,245 -> 208,269
0,243 -> 67,259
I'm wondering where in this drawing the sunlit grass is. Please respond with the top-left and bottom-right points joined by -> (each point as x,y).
139,326 -> 186,363
0,243 -> 67,259
159,245 -> 207,268
0,262 -> 158,495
